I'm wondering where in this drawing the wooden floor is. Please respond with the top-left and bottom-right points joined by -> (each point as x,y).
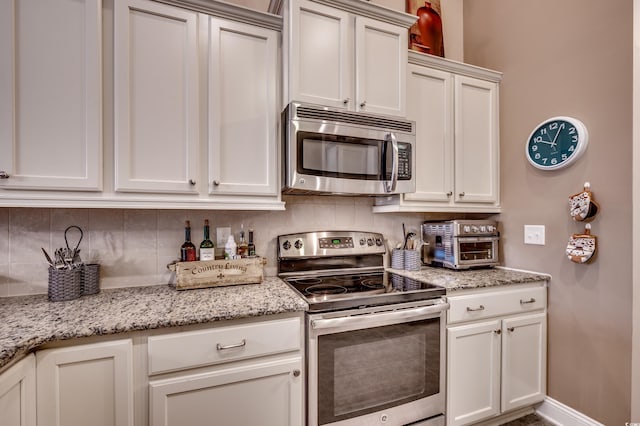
500,413 -> 555,426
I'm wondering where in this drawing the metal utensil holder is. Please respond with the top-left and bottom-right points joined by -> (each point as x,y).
82,264 -> 101,295
48,268 -> 82,302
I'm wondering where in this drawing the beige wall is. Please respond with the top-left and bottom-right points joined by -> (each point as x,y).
463,0 -> 633,424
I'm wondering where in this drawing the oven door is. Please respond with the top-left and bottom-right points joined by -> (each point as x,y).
307,299 -> 448,426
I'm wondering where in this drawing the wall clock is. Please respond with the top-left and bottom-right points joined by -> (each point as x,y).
525,116 -> 589,170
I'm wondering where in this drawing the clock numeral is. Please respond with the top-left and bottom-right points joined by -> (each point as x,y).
540,128 -> 548,135
549,123 -> 558,130
531,145 -> 538,152
562,154 -> 568,160
551,158 -> 558,165
542,158 -> 548,164
572,135 -> 578,142
535,153 -> 541,160
534,136 -> 543,143
569,126 -> 576,134
568,145 -> 575,152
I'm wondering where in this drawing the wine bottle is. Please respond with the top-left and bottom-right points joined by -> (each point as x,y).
180,220 -> 196,262
237,224 -> 249,258
199,219 -> 215,261
248,227 -> 256,257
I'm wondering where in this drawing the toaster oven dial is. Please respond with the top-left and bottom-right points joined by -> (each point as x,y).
282,240 -> 291,250
367,238 -> 374,246
375,237 -> 383,246
294,240 -> 303,250
487,225 -> 495,232
359,238 -> 366,246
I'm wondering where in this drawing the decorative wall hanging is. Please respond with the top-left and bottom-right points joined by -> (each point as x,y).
569,182 -> 599,222
406,0 -> 445,57
566,224 -> 597,264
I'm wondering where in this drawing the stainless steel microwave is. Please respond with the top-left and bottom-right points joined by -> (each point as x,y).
282,102 -> 416,195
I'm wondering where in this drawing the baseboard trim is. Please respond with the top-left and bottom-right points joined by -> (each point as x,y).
535,397 -> 604,426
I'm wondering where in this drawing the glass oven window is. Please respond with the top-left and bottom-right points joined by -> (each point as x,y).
459,241 -> 494,261
298,132 -> 382,179
316,318 -> 440,425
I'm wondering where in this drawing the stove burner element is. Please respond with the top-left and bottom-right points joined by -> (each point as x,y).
305,284 -> 348,296
361,278 -> 384,289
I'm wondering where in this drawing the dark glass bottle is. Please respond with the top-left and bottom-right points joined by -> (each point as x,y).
180,220 -> 197,262
199,219 -> 215,261
247,228 -> 256,257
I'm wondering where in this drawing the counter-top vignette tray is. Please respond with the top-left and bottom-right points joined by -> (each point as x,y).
169,257 -> 266,290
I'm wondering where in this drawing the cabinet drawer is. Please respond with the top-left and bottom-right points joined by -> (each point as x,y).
447,286 -> 546,324
148,318 -> 301,375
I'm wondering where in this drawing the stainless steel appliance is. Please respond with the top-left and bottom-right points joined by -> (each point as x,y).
282,102 -> 416,195
278,231 -> 447,426
421,220 -> 499,270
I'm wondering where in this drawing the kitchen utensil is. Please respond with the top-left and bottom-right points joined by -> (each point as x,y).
41,247 -> 54,267
64,225 -> 83,264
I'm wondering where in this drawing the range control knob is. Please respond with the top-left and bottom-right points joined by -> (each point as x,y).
359,238 -> 366,246
367,238 -> 374,246
471,226 -> 479,233
282,240 -> 291,250
375,238 -> 383,246
487,225 -> 495,232
463,225 -> 471,233
294,239 -> 303,250
480,225 -> 487,233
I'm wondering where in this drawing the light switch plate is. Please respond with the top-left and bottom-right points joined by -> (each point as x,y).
524,225 -> 545,245
216,226 -> 231,247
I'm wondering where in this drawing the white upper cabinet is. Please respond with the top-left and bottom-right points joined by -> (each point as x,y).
0,0 -> 102,191
114,0 -> 199,194
375,52 -> 502,213
283,0 -> 414,117
206,16 -> 279,197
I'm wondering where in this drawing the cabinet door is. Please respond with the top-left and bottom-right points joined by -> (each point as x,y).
447,320 -> 501,426
404,64 -> 453,203
36,340 -> 134,426
289,0 -> 352,109
0,354 -> 36,426
453,75 -> 499,204
114,0 -> 199,194
207,17 -> 278,196
501,312 -> 547,412
0,0 -> 102,191
355,16 -> 407,117
149,356 -> 303,426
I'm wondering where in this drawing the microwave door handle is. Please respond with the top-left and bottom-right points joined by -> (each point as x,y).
385,132 -> 399,193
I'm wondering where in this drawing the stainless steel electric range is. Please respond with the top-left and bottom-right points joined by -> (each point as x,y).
278,230 -> 448,426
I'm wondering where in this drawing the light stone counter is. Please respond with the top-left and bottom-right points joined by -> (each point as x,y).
387,266 -> 550,292
0,277 -> 307,370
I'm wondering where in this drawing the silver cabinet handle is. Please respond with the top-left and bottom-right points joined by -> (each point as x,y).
189,179 -> 196,185
459,192 -> 465,197
216,339 -> 246,351
446,191 -> 453,197
466,305 -> 485,312
360,100 -> 367,108
0,171 -> 10,179
213,180 -> 220,186
343,98 -> 350,105
520,298 -> 536,305
293,369 -> 301,377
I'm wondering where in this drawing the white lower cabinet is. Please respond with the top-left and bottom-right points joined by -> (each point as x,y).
0,354 -> 36,426
147,316 -> 304,426
446,285 -> 547,426
36,339 -> 134,426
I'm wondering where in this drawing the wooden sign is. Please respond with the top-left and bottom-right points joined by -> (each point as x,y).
169,257 -> 266,290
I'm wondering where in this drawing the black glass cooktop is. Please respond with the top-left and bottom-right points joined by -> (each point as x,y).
283,271 -> 445,312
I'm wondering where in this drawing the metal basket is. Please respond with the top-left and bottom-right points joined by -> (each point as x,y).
82,264 -> 101,295
48,268 -> 82,302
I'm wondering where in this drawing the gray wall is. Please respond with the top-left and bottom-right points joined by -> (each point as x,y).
463,0 -> 633,424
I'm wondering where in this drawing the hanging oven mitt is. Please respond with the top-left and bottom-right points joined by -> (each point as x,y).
566,224 -> 597,264
568,182 -> 599,222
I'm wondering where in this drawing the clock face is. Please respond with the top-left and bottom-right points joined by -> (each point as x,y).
526,116 -> 589,170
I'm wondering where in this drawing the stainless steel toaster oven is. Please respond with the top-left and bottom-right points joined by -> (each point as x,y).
421,220 -> 499,270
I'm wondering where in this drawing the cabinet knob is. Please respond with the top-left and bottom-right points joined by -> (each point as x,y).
189,179 -> 196,185
0,171 -> 10,179
293,369 -> 301,377
507,327 -> 515,332
459,192 -> 465,197
494,329 -> 502,335
360,100 -> 367,108
446,191 -> 453,197
343,98 -> 350,105
213,180 -> 220,186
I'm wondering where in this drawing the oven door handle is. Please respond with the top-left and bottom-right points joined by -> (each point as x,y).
311,302 -> 450,331
385,132 -> 398,193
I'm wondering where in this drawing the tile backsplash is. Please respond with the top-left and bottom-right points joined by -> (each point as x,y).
0,196 -> 435,297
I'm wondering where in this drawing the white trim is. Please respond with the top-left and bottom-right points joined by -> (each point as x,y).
536,397 -> 604,426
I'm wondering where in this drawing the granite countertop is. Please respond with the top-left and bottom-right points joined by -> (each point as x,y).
388,266 -> 550,292
0,277 -> 307,370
